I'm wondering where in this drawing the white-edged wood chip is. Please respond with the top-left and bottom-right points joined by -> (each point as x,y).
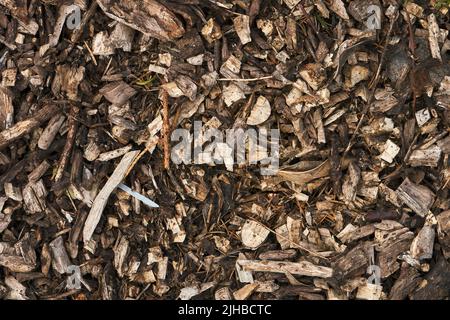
241,220 -> 270,249
380,139 -> 400,163
233,15 -> 251,45
427,13 -> 442,61
329,0 -> 350,20
415,108 -> 431,127
247,96 -> 271,125
237,259 -> 333,278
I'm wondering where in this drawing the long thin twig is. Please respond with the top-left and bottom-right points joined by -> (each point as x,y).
161,88 -> 170,170
54,104 -> 79,182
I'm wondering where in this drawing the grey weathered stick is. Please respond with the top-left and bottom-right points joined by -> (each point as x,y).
237,259 -> 333,278
83,150 -> 139,243
0,104 -> 59,150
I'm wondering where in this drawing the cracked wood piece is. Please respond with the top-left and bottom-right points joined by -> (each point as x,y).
0,104 -> 59,150
49,236 -> 71,274
0,86 -> 13,130
237,259 -> 333,278
340,224 -> 375,244
396,178 -> 435,217
377,227 -> 414,278
258,249 -> 297,260
410,224 -> 435,260
83,150 -> 139,243
332,242 -> 371,280
341,161 -> 361,203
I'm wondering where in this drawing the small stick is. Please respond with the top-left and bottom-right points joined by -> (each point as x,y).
54,105 -> 79,182
217,75 -> 273,82
70,1 -> 98,44
161,88 -> 170,170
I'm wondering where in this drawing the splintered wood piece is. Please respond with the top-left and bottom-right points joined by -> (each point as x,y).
113,236 -> 129,278
49,236 -> 71,274
275,224 -> 290,249
427,14 -> 442,61
0,86 -> 14,130
236,253 -> 254,283
0,0 -> 38,35
241,220 -> 270,249
410,225 -> 435,260
299,63 -> 326,91
341,161 -> 361,203
436,210 -> 450,259
96,0 -> 185,41
98,145 -> 133,162
332,242 -> 371,280
0,254 -> 35,273
339,225 -> 375,244
328,0 -> 350,20
233,15 -> 251,45
0,104 -> 59,150
237,259 -> 333,278
247,96 -> 271,125
83,150 -> 139,243
51,65 -> 85,101
396,178 -> 435,217
380,139 -> 400,163
277,160 -> 331,185
356,283 -> 383,300
4,182 -> 22,201
233,283 -> 258,300
38,114 -> 65,150
22,180 -> 47,214
377,227 -> 414,278
286,215 -> 302,248
201,18 -> 222,43
259,249 -> 297,260
222,83 -> 246,106
407,145 -> 442,167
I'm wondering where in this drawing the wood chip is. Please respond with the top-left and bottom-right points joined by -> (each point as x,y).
83,150 -> 139,243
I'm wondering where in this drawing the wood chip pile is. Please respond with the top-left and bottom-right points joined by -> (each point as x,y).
0,0 -> 449,300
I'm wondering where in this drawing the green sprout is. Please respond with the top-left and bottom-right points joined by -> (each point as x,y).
136,75 -> 156,86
